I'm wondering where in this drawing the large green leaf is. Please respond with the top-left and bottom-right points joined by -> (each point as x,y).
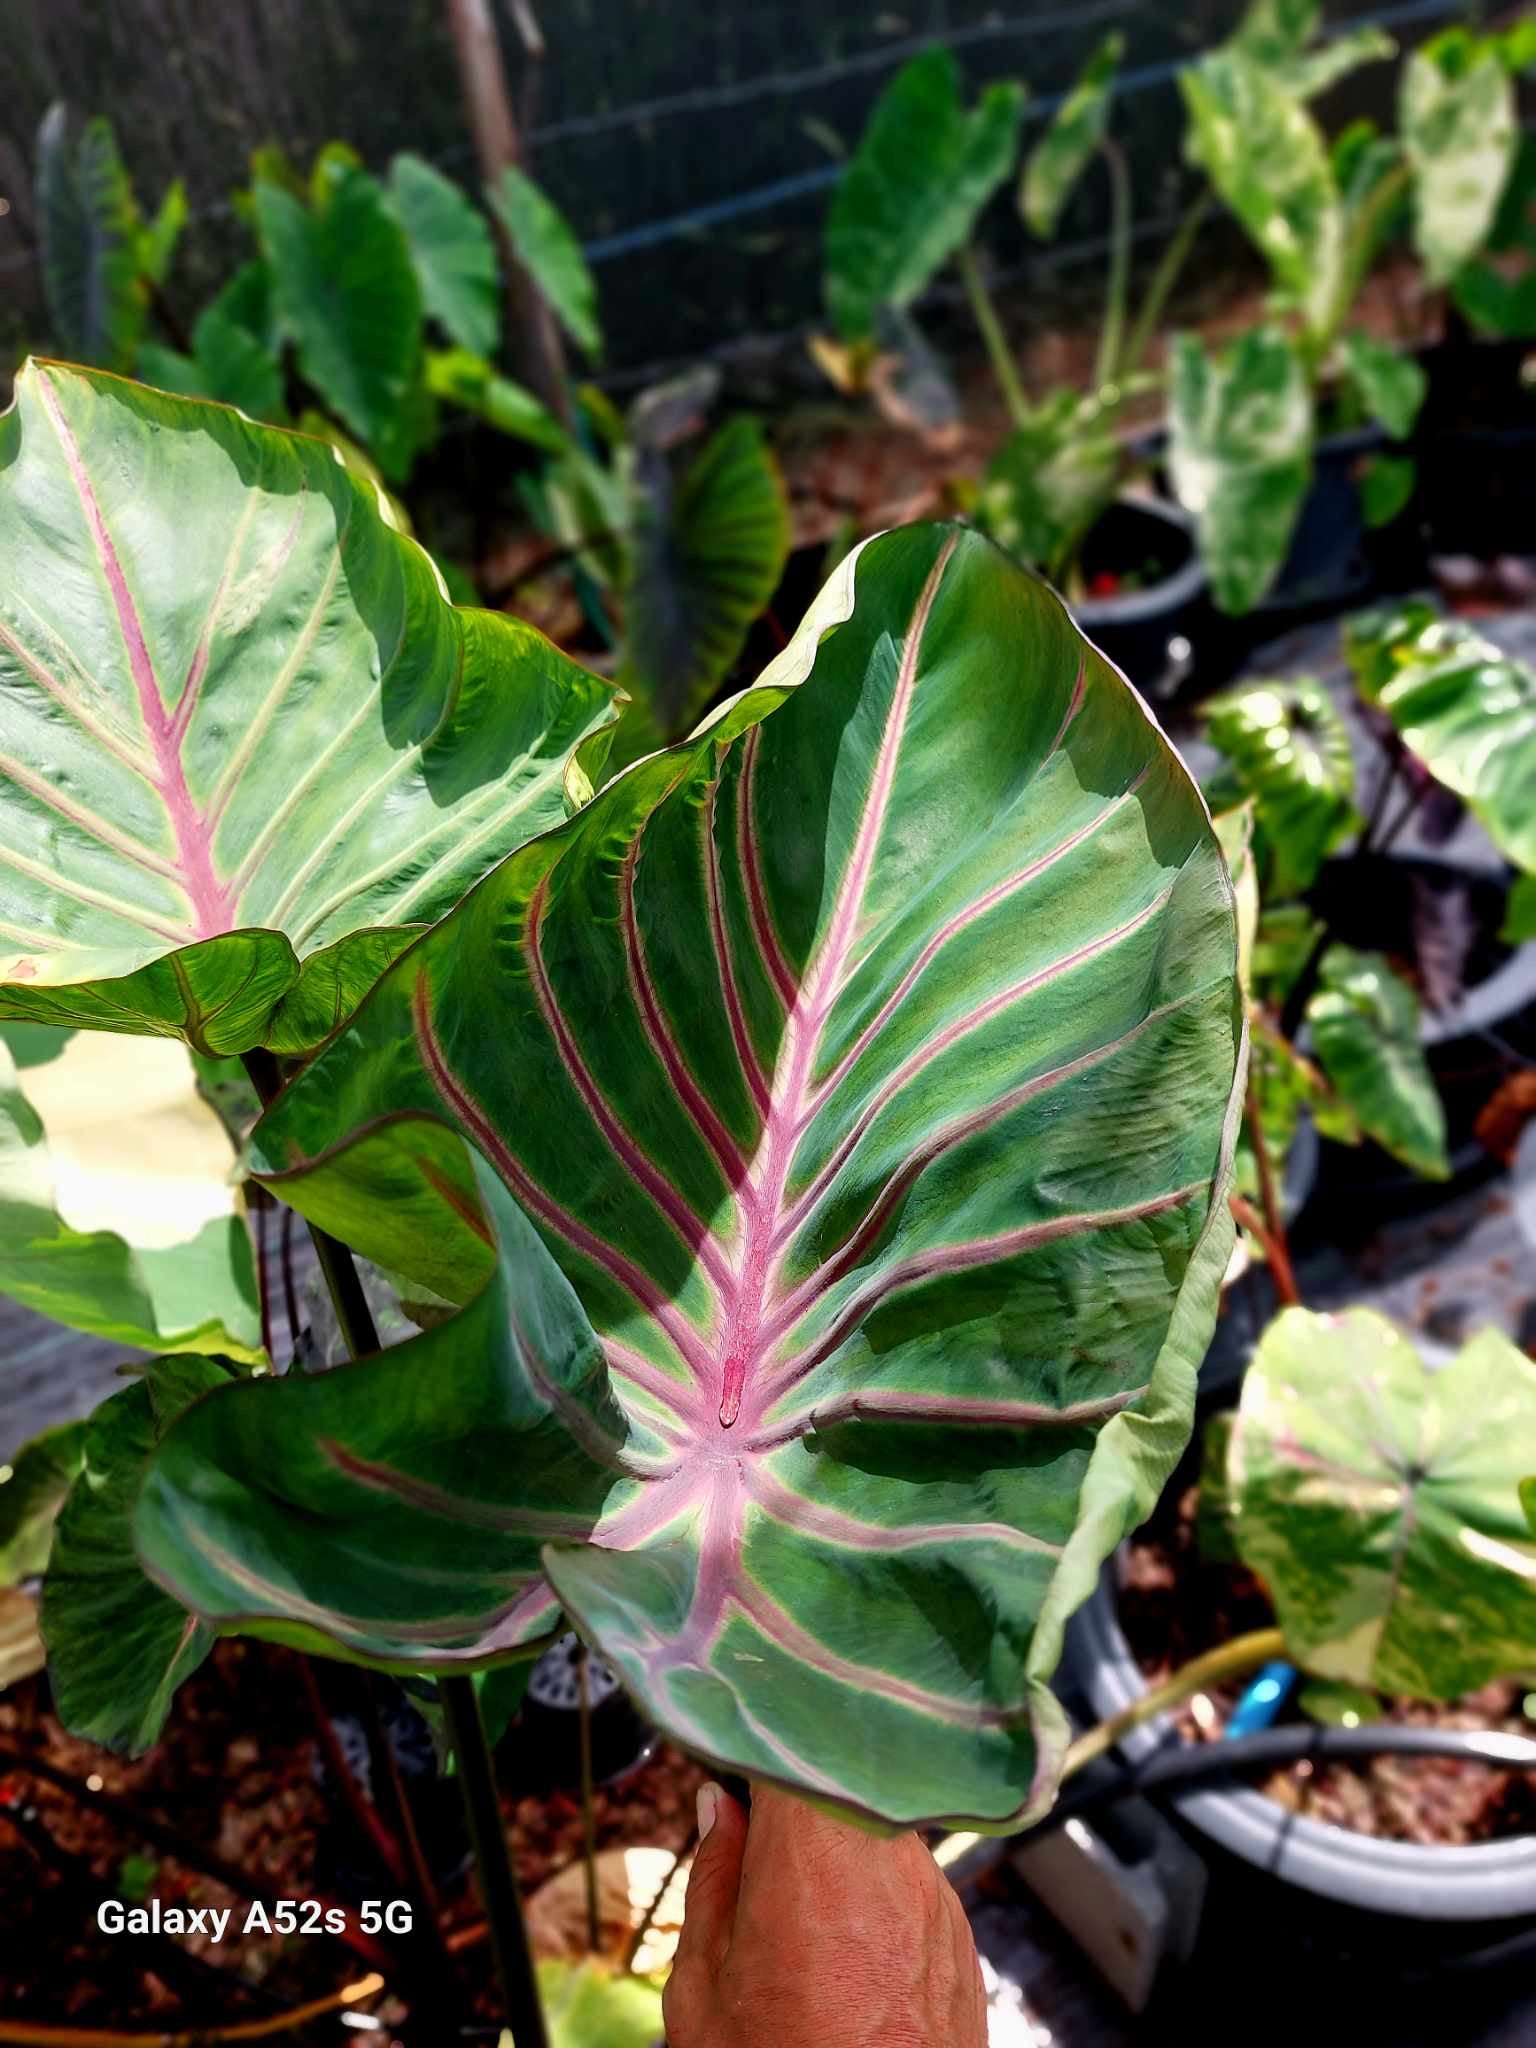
1232,1310 -> 1536,1696
254,163 -> 423,480
0,362 -> 616,1056
1203,678 -> 1358,896
1343,609 -> 1536,874
620,416 -> 791,747
141,524 -> 1244,1829
488,168 -> 602,360
0,1421 -> 86,1585
1307,946 -> 1448,1180
44,1355 -> 236,1752
1180,51 -> 1342,336
35,107 -> 145,372
0,1023 -> 261,1356
1167,326 -> 1313,616
826,51 -> 1026,343
138,294 -> 288,425
1020,35 -> 1121,239
389,154 -> 501,358
1401,43 -> 1518,287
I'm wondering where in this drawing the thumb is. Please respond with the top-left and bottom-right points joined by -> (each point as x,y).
673,1781 -> 748,1974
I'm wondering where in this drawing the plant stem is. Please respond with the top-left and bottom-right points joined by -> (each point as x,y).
957,243 -> 1031,430
1096,141 -> 1132,395
577,1644 -> 601,1954
441,1675 -> 550,2048
1120,191 -> 1213,382
237,1050 -> 548,2043
296,1655 -> 406,1884
1230,1193 -> 1301,1308
1243,1074 -> 1302,1308
1060,1627 -> 1287,1781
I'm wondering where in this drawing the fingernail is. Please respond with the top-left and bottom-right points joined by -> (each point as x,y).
697,1781 -> 722,1841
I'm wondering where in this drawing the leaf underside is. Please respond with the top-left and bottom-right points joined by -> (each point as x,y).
0,362 -> 616,1055
141,524 -> 1243,1829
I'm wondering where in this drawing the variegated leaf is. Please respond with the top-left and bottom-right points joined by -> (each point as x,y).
140,525 -> 1243,1829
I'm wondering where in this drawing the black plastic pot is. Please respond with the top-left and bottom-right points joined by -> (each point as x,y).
502,1632 -> 655,1799
1415,335 -> 1536,558
1066,1570 -> 1536,1924
1068,493 -> 1209,701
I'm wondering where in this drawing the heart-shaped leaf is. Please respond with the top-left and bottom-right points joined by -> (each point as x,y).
1401,43 -> 1518,287
141,525 -> 1243,1828
826,51 -> 1026,344
1203,679 -> 1358,895
1020,35 -> 1122,239
0,1023 -> 261,1357
254,161 -> 423,480
488,169 -> 602,360
389,154 -> 501,358
1180,52 -> 1342,336
1343,609 -> 1536,874
1232,1309 -> 1536,1696
45,1355 -> 238,1752
1168,326 -> 1313,616
0,362 -> 616,1056
1307,946 -> 1448,1179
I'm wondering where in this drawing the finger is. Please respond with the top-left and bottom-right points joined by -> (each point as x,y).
672,1781 -> 748,1975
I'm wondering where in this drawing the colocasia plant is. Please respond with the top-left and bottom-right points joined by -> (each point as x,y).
1173,7 -> 1523,611
0,363 -> 1243,1880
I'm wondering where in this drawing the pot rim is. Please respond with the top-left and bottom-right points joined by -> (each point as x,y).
1067,1570 -> 1536,1919
1071,492 -> 1208,627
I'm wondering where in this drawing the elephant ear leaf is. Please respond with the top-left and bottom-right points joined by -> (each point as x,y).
1203,678 -> 1357,895
1307,946 -> 1448,1180
0,1024 -> 261,1357
388,153 -> 501,359
0,362 -> 617,1056
619,416 -> 791,753
45,1354 -> 239,1753
1402,40 -> 1518,287
149,524 -> 1243,1830
1233,1310 -> 1536,1697
488,168 -> 603,360
826,51 -> 1026,343
1020,34 -> 1122,239
36,106 -> 146,372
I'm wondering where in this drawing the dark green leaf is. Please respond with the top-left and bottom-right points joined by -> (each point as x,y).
1167,327 -> 1313,615
488,168 -> 602,360
1504,873 -> 1536,944
389,154 -> 501,358
1020,35 -> 1122,239
621,415 -> 791,744
44,1355 -> 236,1752
138,178 -> 187,289
0,1422 -> 86,1585
0,363 -> 618,1055
254,163 -> 423,480
1358,453 -> 1415,529
1233,1310 -> 1536,1696
36,106 -> 146,371
825,51 -> 1026,342
1307,945 -> 1448,1179
143,524 -> 1243,1829
1339,333 -> 1425,440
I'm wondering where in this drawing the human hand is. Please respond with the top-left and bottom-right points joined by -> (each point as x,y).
662,1781 -> 988,2048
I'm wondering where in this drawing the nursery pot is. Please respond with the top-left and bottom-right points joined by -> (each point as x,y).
1065,1569 -> 1536,1924
1415,336 -> 1536,558
1067,493 -> 1209,701
504,1632 -> 655,1798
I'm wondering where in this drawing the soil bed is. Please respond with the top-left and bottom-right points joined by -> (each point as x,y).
1117,1483 -> 1536,1848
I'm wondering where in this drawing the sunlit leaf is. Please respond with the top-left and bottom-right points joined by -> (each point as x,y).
1307,946 -> 1448,1179
1401,43 -> 1518,286
488,168 -> 602,360
140,525 -> 1243,1830
1204,679 -> 1356,897
389,153 -> 501,358
0,363 -> 617,1056
826,50 -> 1026,343
1167,326 -> 1313,616
424,348 -> 569,452
1233,1310 -> 1536,1695
254,161 -> 423,480
0,1024 -> 261,1356
1020,35 -> 1121,239
536,1960 -> 665,2048
44,1355 -> 237,1752
1181,51 -> 1342,336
